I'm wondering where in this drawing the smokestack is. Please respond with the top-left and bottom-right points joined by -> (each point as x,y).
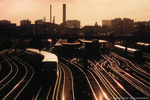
63,4 -> 66,25
53,16 -> 55,24
50,5 -> 52,23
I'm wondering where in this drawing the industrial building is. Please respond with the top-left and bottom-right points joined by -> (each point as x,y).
66,20 -> 80,28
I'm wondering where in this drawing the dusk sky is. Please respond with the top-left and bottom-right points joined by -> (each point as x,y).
0,0 -> 150,26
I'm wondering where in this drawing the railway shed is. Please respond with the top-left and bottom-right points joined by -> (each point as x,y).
78,39 -> 108,51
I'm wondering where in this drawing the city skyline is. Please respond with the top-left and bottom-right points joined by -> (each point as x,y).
1,0 -> 150,26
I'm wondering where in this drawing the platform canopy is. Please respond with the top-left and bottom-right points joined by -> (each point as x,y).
78,39 -> 108,44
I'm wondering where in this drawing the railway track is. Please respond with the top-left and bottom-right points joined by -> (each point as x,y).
0,47 -> 149,100
111,53 -> 150,87
102,54 -> 150,97
71,56 -> 136,99
89,59 -> 135,99
0,49 -> 35,100
59,62 -> 75,100
59,57 -> 96,100
2,52 -> 34,100
64,57 -> 122,100
0,50 -> 13,84
52,61 -> 62,100
0,53 -> 19,91
111,53 -> 150,79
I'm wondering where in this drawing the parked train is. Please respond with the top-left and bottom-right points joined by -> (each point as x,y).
27,48 -> 58,77
114,45 -> 142,59
136,42 -> 150,53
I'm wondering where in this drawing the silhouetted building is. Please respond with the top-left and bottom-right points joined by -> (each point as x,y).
81,23 -> 101,39
20,20 -> 31,26
66,20 -> 80,28
34,19 -> 61,35
102,20 -> 111,27
81,24 -> 101,33
101,20 -> 112,34
0,20 -> 11,24
122,18 -> 134,35
111,18 -> 134,36
0,20 -> 17,36
111,18 -> 122,36
134,21 -> 150,37
20,20 -> 32,35
101,25 -> 110,34
35,19 -> 45,35
35,20 -> 44,25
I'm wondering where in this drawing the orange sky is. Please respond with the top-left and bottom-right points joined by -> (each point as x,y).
0,0 -> 150,26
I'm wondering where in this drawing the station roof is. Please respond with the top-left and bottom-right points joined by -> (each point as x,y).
62,42 -> 80,46
98,40 -> 108,43
27,48 -> 58,62
54,43 -> 62,47
78,39 -> 108,43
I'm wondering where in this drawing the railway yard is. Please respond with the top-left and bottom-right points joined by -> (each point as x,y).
0,39 -> 150,100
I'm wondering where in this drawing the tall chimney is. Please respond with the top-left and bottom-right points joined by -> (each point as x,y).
50,5 -> 52,23
53,16 -> 55,24
63,4 -> 66,25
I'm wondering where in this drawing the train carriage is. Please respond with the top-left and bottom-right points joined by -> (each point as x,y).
136,42 -> 150,53
114,45 -> 142,59
27,48 -> 58,77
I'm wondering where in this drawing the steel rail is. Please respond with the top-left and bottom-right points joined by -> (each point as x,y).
59,62 -> 75,100
104,55 -> 150,97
